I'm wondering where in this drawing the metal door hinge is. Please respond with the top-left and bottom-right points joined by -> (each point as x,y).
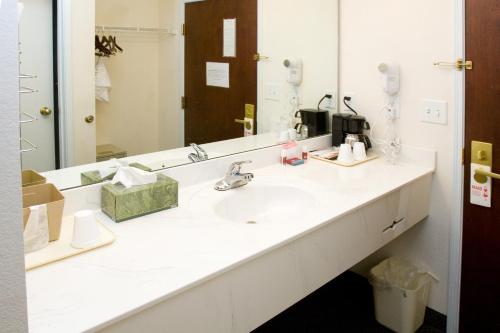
181,96 -> 186,109
462,148 -> 465,165
182,24 -> 185,36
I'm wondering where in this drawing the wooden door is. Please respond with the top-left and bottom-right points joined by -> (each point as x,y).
460,0 -> 500,331
184,0 -> 257,145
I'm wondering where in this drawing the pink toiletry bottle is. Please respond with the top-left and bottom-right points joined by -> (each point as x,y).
281,149 -> 287,166
302,146 -> 309,160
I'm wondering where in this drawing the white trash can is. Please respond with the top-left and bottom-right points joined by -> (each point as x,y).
370,257 -> 432,333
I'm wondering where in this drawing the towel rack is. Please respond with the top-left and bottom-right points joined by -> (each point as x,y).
20,112 -> 38,124
18,40 -> 40,154
19,86 -> 38,94
19,73 -> 37,79
20,137 -> 39,153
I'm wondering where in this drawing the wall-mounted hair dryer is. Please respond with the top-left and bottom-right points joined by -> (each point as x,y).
378,63 -> 400,96
284,58 -> 303,86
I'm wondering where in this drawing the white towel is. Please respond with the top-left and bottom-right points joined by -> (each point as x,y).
24,204 -> 49,254
95,57 -> 112,102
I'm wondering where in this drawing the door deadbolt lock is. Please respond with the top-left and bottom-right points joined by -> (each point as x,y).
40,107 -> 52,116
253,53 -> 269,62
85,115 -> 95,124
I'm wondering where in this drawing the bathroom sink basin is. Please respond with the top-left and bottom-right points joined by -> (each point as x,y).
190,178 -> 321,224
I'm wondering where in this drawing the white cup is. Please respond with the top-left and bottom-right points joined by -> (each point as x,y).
353,142 -> 367,161
288,128 -> 297,141
71,210 -> 101,249
338,143 -> 354,164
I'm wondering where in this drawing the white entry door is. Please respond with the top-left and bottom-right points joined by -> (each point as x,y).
19,0 -> 56,172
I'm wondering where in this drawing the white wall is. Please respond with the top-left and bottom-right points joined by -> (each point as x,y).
340,0 -> 455,314
258,0 -> 339,134
0,0 -> 29,331
95,0 -> 181,156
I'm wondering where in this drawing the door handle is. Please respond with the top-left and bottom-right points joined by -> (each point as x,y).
471,141 -> 500,183
475,169 -> 500,181
85,115 -> 95,124
40,107 -> 52,116
235,118 -> 252,130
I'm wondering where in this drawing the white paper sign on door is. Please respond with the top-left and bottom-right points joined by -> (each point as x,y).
223,18 -> 236,57
206,62 -> 230,88
471,163 -> 492,207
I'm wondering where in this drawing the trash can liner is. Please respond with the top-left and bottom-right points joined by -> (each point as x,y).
369,257 -> 431,291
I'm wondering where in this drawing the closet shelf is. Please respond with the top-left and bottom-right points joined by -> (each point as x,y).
95,25 -> 177,36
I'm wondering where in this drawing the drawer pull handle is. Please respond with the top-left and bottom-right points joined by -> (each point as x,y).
382,218 -> 406,233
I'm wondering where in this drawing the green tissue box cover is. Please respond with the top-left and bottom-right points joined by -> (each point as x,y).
81,163 -> 152,186
101,174 -> 178,222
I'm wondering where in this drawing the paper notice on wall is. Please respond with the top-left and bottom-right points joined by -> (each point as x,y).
223,18 -> 236,57
470,163 -> 492,207
206,62 -> 230,88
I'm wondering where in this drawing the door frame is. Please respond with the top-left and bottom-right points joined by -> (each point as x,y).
448,0 -> 465,331
179,0 -> 264,146
56,0 -> 74,168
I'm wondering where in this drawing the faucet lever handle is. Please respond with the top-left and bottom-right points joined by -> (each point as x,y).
228,160 -> 252,175
189,143 -> 208,160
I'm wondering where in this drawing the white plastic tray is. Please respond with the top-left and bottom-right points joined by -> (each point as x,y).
25,215 -> 115,271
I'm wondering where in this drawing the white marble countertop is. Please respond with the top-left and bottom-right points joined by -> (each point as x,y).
26,156 -> 434,333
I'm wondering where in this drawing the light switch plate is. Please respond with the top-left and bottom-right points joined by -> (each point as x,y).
421,99 -> 448,125
265,83 -> 280,101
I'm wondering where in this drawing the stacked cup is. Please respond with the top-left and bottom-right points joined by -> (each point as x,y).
353,142 -> 367,161
71,210 -> 101,249
338,144 -> 354,164
338,142 -> 367,164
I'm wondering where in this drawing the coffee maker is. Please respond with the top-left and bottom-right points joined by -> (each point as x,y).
295,109 -> 329,137
332,113 -> 372,149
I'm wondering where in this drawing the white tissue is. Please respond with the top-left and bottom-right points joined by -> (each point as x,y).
24,205 -> 49,254
111,166 -> 157,189
98,158 -> 127,179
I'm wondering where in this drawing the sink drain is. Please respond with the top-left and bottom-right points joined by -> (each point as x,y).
246,221 -> 257,225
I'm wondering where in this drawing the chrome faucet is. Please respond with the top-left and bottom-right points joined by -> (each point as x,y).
215,161 -> 254,191
188,143 -> 208,163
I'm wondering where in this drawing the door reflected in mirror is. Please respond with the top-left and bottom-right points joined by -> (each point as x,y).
19,0 -> 339,190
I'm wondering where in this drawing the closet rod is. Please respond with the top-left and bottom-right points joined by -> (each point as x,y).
95,25 -> 177,36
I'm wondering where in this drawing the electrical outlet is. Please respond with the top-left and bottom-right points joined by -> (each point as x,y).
324,90 -> 336,110
343,92 -> 356,113
421,99 -> 448,125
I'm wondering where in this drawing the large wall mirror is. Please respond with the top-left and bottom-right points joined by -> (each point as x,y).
19,0 -> 339,190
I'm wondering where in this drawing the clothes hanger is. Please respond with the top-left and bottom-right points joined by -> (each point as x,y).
111,36 -> 123,53
95,34 -> 111,57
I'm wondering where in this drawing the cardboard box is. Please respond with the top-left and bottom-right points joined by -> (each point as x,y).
22,170 -> 46,187
23,183 -> 65,242
101,174 -> 178,223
